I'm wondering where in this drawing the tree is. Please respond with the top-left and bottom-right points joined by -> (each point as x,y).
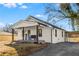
60,3 -> 79,31
2,24 -> 12,33
44,3 -> 79,31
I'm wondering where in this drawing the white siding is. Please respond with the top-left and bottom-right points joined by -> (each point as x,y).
52,28 -> 65,43
38,26 -> 51,43
16,26 -> 65,43
38,27 -> 65,43
17,29 -> 22,40
24,26 -> 36,40
24,26 -> 36,35
17,26 -> 36,40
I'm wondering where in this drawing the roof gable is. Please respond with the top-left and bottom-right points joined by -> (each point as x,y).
11,17 -> 39,28
26,16 -> 49,26
11,15 -> 65,30
26,16 -> 65,30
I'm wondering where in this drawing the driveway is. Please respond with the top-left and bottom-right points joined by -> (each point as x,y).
30,42 -> 79,56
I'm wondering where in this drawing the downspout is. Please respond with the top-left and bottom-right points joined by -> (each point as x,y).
51,29 -> 52,43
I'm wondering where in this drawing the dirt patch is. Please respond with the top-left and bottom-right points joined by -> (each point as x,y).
9,43 -> 48,56
0,43 -> 48,56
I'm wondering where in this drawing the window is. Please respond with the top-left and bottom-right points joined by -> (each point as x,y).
62,31 -> 63,37
38,29 -> 42,37
28,30 -> 31,34
55,29 -> 57,37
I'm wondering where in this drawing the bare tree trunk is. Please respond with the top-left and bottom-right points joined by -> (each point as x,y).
71,19 -> 75,31
75,19 -> 79,31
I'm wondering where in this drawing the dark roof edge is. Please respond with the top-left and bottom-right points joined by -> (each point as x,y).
29,15 -> 65,31
66,31 -> 79,33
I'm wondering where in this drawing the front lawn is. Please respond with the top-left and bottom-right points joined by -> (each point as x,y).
0,43 -> 47,56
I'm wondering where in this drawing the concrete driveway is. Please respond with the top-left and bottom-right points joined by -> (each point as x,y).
30,42 -> 79,56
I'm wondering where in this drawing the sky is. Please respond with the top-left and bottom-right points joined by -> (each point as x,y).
0,3 -> 45,25
0,3 -> 72,31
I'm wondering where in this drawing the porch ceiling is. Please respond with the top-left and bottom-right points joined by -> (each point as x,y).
11,21 -> 38,29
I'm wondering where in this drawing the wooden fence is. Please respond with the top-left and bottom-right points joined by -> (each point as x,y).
67,32 -> 79,42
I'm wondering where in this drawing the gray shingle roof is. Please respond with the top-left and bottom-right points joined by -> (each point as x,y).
11,15 -> 65,30
29,16 -> 65,30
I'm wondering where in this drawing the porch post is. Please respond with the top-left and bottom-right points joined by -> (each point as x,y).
36,25 -> 38,43
51,29 -> 52,43
12,28 -> 14,42
22,27 -> 24,40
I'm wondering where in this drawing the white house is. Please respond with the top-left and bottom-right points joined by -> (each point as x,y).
11,16 -> 66,43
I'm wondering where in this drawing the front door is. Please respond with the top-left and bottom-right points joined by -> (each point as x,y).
25,34 -> 27,40
28,30 -> 31,40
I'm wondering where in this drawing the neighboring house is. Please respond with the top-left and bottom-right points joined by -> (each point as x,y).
11,16 -> 66,43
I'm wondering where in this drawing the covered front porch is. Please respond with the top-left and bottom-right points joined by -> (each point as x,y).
11,21 -> 39,43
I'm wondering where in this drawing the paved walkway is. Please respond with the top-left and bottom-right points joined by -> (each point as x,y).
30,42 -> 79,56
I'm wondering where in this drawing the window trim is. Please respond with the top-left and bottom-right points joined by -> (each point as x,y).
38,29 -> 42,37
62,31 -> 63,37
55,29 -> 57,37
28,30 -> 31,34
